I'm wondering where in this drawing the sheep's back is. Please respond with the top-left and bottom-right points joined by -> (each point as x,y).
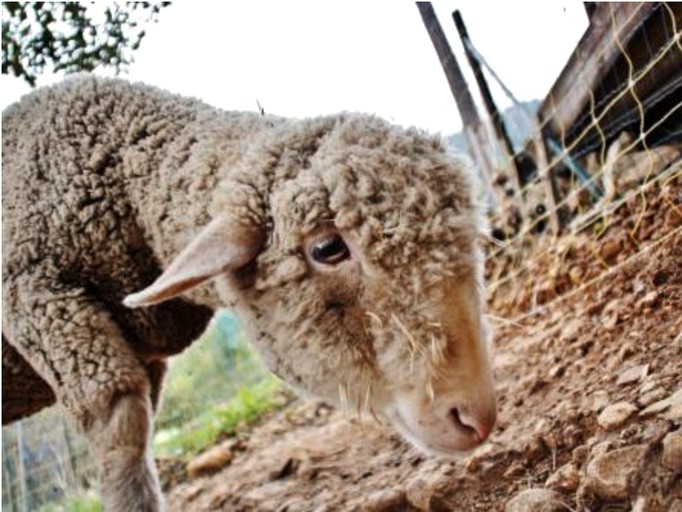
1,76 -> 251,357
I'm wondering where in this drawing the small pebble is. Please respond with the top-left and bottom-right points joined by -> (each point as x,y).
640,290 -> 658,306
405,477 -> 432,510
359,488 -> 408,512
503,462 -> 526,479
639,388 -> 682,418
600,238 -> 622,262
505,488 -> 568,512
632,496 -> 647,512
591,390 -> 610,412
616,364 -> 649,385
640,379 -> 658,394
584,444 -> 647,500
637,386 -> 667,408
545,462 -> 581,491
597,401 -> 638,431
187,443 -> 234,478
662,429 -> 682,472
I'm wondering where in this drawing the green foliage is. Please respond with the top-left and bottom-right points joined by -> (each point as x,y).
153,311 -> 286,458
36,492 -> 102,512
155,311 -> 270,431
154,375 -> 283,458
2,2 -> 170,86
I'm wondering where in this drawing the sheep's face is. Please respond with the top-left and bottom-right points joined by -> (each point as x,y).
299,227 -> 497,455
215,215 -> 496,455
125,114 -> 497,456
221,117 -> 496,455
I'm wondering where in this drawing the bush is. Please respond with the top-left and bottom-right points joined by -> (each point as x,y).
155,311 -> 269,431
153,311 -> 286,458
154,375 -> 283,458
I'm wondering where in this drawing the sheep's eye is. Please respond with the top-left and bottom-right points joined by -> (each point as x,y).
310,234 -> 350,265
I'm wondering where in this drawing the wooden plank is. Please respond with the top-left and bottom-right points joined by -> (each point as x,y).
537,3 -> 657,138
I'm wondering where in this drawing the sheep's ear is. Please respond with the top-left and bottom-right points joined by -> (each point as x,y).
123,216 -> 263,308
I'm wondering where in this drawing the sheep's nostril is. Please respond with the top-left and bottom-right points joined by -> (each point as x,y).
449,407 -> 492,442
449,407 -> 477,438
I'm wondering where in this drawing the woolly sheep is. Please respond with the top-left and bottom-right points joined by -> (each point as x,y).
2,76 -> 496,511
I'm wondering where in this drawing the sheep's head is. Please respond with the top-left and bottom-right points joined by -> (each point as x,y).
124,114 -> 496,455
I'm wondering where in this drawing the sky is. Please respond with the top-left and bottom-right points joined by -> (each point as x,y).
1,1 -> 588,135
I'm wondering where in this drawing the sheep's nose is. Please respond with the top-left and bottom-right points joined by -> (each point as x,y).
449,406 -> 496,442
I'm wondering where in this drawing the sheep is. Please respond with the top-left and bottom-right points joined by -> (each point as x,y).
2,75 -> 497,511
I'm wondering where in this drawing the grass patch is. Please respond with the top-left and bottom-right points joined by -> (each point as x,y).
153,311 -> 287,458
153,374 -> 283,458
155,311 -> 268,432
36,492 -> 102,512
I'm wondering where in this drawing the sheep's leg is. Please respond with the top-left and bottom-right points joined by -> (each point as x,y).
6,283 -> 164,512
88,390 -> 162,512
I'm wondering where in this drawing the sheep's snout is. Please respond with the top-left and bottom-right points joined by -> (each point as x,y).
381,275 -> 497,455
388,384 -> 496,455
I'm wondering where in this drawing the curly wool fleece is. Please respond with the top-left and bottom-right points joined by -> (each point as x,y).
3,75 -> 489,510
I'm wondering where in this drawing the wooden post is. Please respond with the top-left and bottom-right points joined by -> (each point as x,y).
452,10 -> 523,194
416,2 -> 496,198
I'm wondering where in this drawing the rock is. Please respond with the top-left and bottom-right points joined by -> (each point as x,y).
590,390 -> 610,412
568,266 -> 583,285
639,388 -> 682,419
637,386 -> 667,407
637,387 -> 667,407
405,477 -> 432,510
584,444 -> 647,500
548,364 -> 565,379
187,442 -> 234,478
603,312 -> 619,330
597,401 -> 638,431
405,473 -> 461,511
589,440 -> 611,457
351,488 -> 408,512
522,435 -> 548,463
640,379 -> 658,394
545,462 -> 581,491
616,364 -> 649,385
505,488 -> 567,512
600,238 -> 622,263
662,429 -> 682,472
560,318 -> 583,342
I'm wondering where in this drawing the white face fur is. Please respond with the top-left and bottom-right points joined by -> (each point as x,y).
300,229 -> 497,455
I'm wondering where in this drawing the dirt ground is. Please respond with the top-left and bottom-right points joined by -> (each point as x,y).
163,168 -> 681,511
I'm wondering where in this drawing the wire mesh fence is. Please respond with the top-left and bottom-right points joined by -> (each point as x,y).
2,410 -> 97,512
466,2 -> 682,326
